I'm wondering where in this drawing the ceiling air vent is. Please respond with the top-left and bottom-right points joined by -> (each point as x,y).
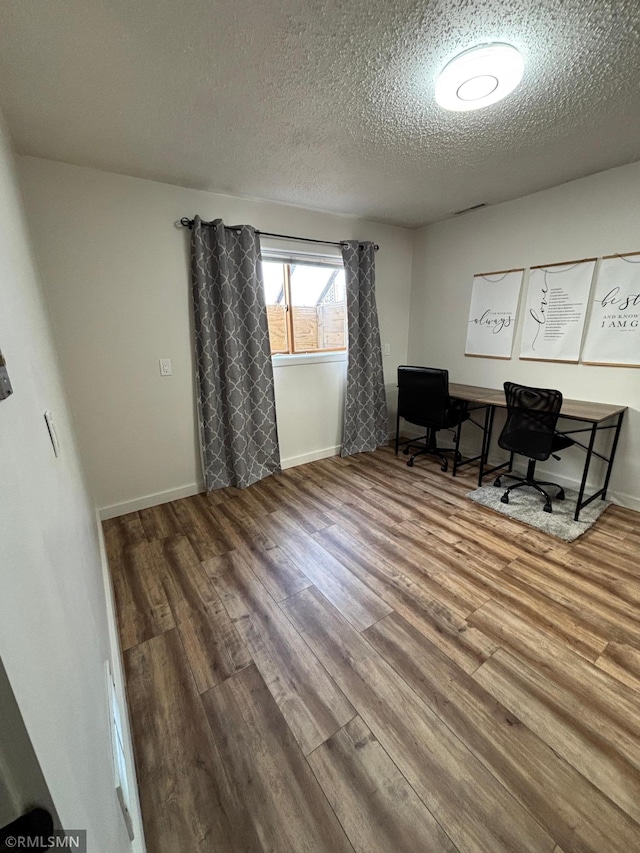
453,203 -> 487,216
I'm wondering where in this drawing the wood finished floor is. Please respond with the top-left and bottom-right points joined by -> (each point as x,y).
104,447 -> 640,853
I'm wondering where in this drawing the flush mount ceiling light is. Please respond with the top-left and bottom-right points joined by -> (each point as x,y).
435,43 -> 524,112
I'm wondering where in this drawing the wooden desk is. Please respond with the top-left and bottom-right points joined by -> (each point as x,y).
448,382 -> 499,403
449,383 -> 627,521
476,389 -> 627,424
445,384 -> 500,476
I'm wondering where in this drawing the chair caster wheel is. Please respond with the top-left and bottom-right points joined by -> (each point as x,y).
441,463 -> 448,472
544,503 -> 553,513
557,489 -> 565,501
500,494 -> 509,504
403,447 -> 410,455
494,477 -> 502,487
407,459 -> 414,468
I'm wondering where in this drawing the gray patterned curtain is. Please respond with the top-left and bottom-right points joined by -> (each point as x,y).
191,217 -> 280,490
341,241 -> 388,456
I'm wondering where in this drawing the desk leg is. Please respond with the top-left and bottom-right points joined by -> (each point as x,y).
601,410 -> 625,501
575,422 -> 597,522
478,405 -> 494,487
453,419 -> 462,476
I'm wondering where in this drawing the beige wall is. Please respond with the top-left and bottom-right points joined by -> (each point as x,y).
18,157 -> 414,515
23,152 -> 639,513
0,120 -> 140,849
409,162 -> 640,509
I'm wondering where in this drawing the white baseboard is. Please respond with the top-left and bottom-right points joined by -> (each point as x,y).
393,429 -> 640,513
99,482 -> 204,520
98,447 -> 342,519
281,445 -> 341,469
98,440 -> 639,518
607,490 -> 640,513
95,511 -> 147,853
474,443 -> 640,512
485,455 -> 640,512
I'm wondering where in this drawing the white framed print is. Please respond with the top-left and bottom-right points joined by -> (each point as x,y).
582,255 -> 640,366
465,269 -> 523,359
520,260 -> 595,362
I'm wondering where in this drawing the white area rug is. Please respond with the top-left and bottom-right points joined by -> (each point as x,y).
467,484 -> 610,542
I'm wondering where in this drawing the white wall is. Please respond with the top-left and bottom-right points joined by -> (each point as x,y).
17,157 -> 414,516
272,353 -> 347,468
0,121 -> 141,848
0,657 -> 56,828
409,162 -> 640,509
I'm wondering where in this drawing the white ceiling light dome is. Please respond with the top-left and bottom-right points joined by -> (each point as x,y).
436,43 -> 524,112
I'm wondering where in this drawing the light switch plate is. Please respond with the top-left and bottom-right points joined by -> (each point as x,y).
159,358 -> 172,376
383,343 -> 391,356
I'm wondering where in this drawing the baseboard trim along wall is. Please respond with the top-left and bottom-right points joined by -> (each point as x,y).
100,437 -> 638,519
489,460 -> 640,513
99,483 -> 205,520
280,444 -> 341,470
392,429 -> 639,512
98,446 -> 343,519
94,511 -> 146,853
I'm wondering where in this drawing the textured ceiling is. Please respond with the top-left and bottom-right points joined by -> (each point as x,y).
0,0 -> 639,226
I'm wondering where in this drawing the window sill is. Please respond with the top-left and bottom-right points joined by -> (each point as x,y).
272,351 -> 347,368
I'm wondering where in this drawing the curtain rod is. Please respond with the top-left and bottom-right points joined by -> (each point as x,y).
179,218 -> 379,251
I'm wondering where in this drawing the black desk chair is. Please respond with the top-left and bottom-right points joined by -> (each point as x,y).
395,366 -> 469,471
494,382 -> 574,513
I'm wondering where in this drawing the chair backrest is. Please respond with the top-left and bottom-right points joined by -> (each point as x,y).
498,382 -> 563,461
397,366 -> 451,428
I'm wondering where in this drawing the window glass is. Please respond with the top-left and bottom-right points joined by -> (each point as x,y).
262,261 -> 288,353
263,261 -> 285,304
262,258 -> 347,355
290,265 -> 347,352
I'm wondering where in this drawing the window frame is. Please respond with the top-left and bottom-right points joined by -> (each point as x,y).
261,251 -> 348,357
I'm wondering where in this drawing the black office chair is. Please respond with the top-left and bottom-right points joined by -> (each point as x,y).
494,382 -> 574,513
395,366 -> 469,471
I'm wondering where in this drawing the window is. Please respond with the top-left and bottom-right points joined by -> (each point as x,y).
262,256 -> 347,355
